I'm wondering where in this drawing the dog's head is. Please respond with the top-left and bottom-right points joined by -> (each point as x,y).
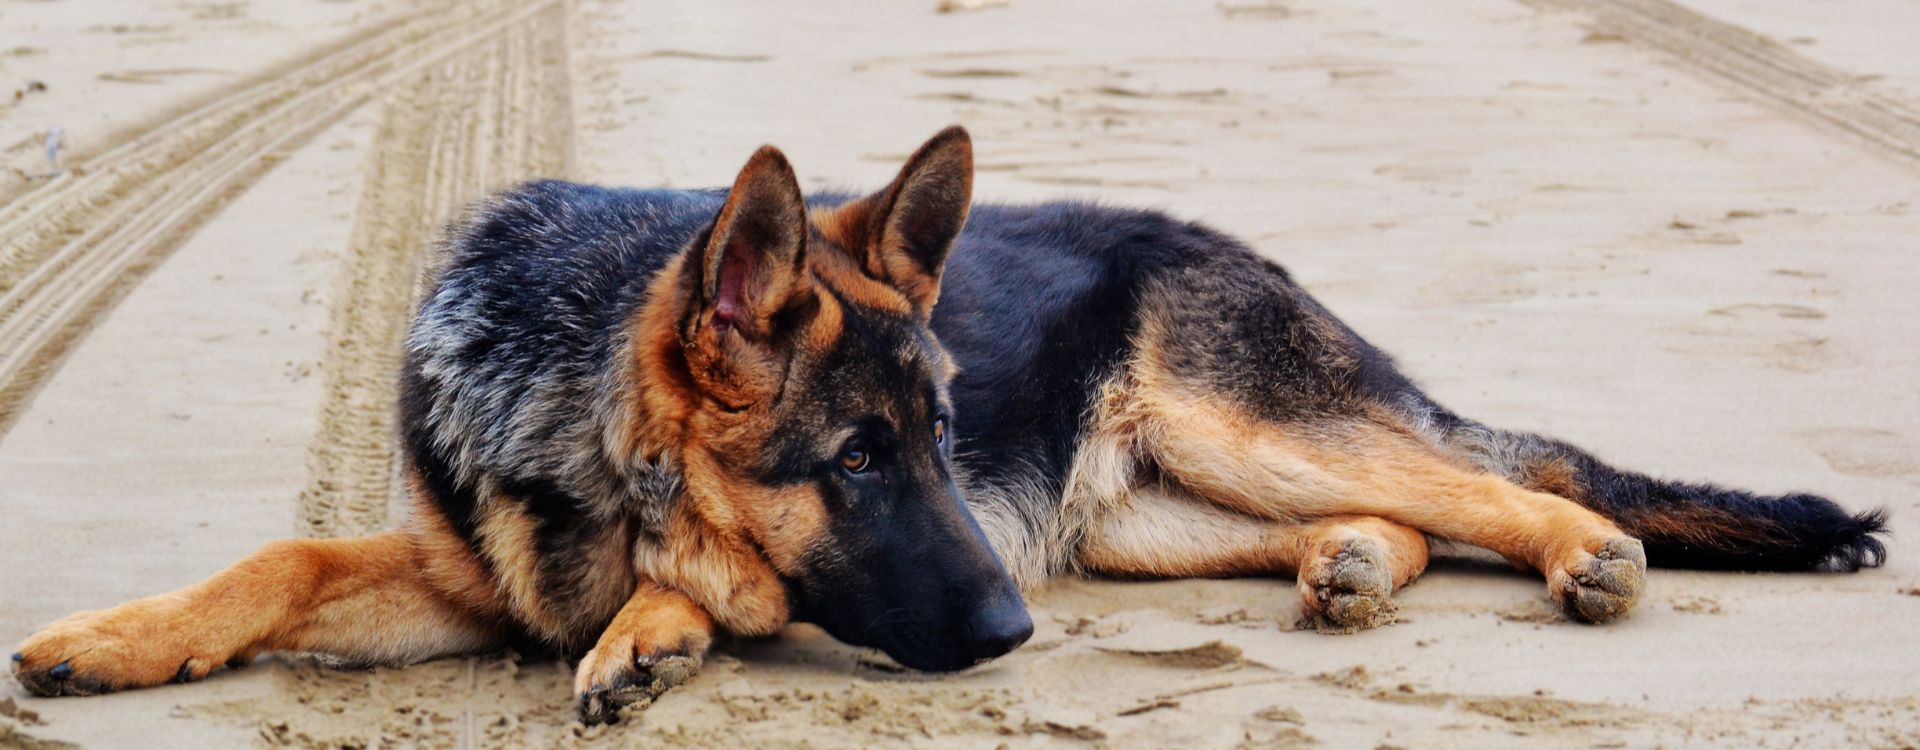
647,126 -> 1030,671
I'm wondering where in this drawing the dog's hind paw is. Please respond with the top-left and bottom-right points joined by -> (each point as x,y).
1297,537 -> 1399,633
1549,536 -> 1647,623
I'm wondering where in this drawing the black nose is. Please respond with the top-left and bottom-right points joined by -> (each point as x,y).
964,595 -> 1034,662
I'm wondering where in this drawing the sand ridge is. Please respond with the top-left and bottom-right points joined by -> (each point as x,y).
297,0 -> 576,539
0,0 -> 574,440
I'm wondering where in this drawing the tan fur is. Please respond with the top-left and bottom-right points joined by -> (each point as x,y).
1317,516 -> 1431,586
1525,457 -> 1586,502
1136,385 -> 1622,573
804,217 -> 916,316
626,252 -> 700,458
13,529 -> 502,692
801,281 -> 849,352
677,437 -> 830,575
465,491 -> 635,649
473,496 -> 562,637
1080,482 -> 1306,578
573,580 -> 715,699
1079,484 -> 1429,626
630,503 -> 791,637
407,477 -> 510,621
964,472 -> 1072,589
1080,486 -> 1427,585
809,203 -> 865,251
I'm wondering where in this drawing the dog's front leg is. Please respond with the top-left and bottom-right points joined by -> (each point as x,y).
573,579 -> 715,725
13,532 -> 500,695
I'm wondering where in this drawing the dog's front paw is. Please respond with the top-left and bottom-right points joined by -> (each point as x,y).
13,600 -> 233,697
1548,536 -> 1647,623
573,628 -> 711,725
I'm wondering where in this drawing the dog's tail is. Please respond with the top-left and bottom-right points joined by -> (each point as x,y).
1426,409 -> 1888,571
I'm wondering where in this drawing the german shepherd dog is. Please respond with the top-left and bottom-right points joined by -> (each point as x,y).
12,127 -> 1888,723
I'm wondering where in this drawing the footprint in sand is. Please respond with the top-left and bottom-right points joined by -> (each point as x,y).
1707,303 -> 1826,320
1373,157 -> 1471,183
1416,252 -> 1538,306
1795,427 -> 1920,479
1666,303 -> 1846,372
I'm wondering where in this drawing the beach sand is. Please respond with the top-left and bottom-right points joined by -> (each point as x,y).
2,0 -> 1917,747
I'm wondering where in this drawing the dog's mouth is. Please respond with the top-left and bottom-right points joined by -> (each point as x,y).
882,646 -> 996,673
845,600 -> 1033,673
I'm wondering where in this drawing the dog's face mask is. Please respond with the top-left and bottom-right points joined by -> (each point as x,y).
670,127 -> 1031,671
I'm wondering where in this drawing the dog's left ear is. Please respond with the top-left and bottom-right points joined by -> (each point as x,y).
832,126 -> 973,317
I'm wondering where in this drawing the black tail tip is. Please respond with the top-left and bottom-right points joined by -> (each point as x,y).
1814,504 -> 1889,572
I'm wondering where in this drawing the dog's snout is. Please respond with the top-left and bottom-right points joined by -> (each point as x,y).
964,595 -> 1034,662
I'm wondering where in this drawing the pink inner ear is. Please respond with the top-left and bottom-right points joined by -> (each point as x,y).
713,237 -> 756,335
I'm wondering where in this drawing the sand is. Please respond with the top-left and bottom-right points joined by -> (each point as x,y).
3,0 -> 1918,748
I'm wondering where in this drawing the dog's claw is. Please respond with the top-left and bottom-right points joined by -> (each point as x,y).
9,651 -> 21,663
579,685 -> 617,726
48,661 -> 72,679
575,647 -> 705,725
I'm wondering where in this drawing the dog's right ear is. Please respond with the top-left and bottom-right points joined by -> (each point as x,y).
681,145 -> 812,407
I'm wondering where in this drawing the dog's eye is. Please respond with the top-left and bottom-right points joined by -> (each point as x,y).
840,446 -> 871,475
933,417 -> 948,445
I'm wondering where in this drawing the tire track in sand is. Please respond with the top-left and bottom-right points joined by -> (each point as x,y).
299,1 -> 575,538
0,0 -> 567,441
1524,0 -> 1920,168
201,6 -> 576,747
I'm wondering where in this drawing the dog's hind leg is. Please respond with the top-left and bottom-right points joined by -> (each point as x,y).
12,517 -> 504,696
1127,386 -> 1646,622
1078,484 -> 1429,631
1287,515 -> 1430,630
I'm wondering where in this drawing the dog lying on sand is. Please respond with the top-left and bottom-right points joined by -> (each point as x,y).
13,127 -> 1886,724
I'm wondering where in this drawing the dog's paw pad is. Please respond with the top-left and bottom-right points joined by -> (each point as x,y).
1552,536 -> 1647,623
1299,537 -> 1398,633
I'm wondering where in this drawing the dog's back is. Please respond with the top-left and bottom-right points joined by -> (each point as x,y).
927,198 -> 1884,594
